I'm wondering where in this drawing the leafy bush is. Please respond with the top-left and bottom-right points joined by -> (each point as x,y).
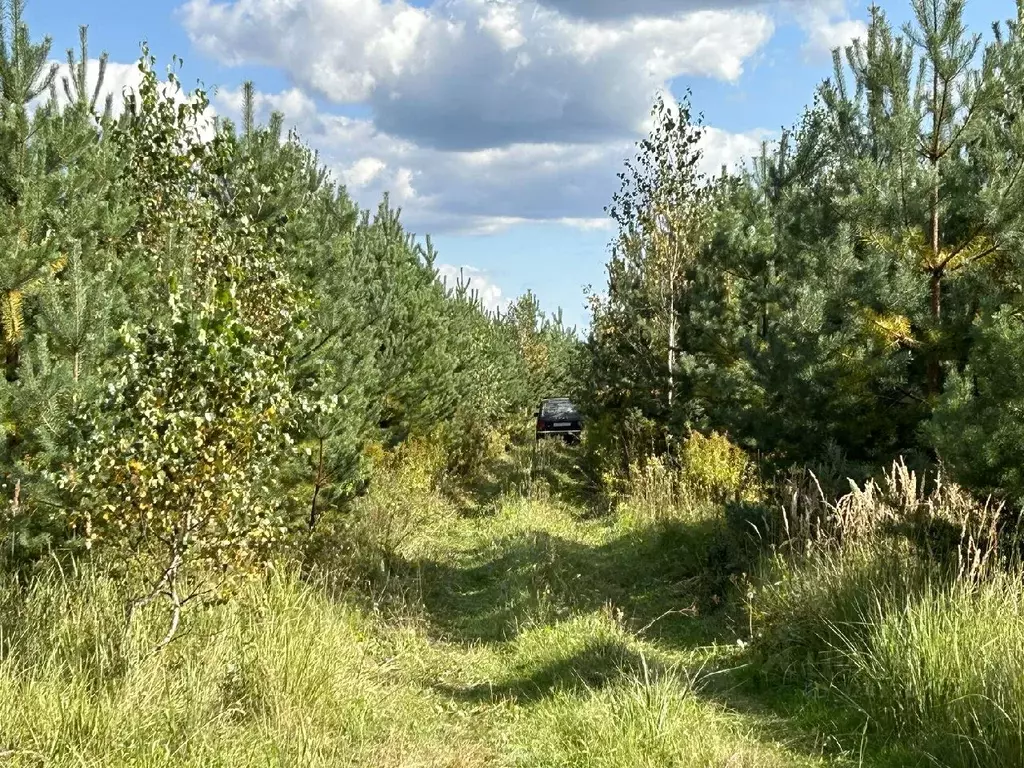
55,288 -> 299,643
680,430 -> 759,505
576,408 -> 662,495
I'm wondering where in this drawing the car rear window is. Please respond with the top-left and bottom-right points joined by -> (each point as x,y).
541,399 -> 576,418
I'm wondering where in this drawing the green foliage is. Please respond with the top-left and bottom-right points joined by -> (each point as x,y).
0,1 -> 581,638
928,306 -> 1024,505
58,289 -> 297,593
582,0 -> 1024,506
505,289 -> 581,407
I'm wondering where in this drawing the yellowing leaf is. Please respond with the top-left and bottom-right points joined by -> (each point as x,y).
1,289 -> 24,344
943,233 -> 998,272
861,308 -> 916,350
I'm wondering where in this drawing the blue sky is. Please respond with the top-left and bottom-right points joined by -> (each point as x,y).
26,0 -> 1015,331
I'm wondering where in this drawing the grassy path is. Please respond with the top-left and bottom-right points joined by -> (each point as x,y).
0,445 -> 881,766
371,445 -> 862,767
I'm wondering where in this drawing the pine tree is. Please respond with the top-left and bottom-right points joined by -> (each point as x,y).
829,1 -> 1010,396
0,18 -> 129,554
0,0 -> 59,379
55,24 -> 113,118
925,1 -> 1024,503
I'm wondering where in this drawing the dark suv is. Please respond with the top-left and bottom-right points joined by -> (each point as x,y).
535,397 -> 583,443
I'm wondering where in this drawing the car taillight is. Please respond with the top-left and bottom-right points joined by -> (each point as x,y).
536,418 -> 544,431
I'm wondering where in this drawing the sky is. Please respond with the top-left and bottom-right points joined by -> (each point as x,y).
24,0 -> 1015,331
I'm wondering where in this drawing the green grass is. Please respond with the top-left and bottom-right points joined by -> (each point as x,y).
0,537 -> 824,766
1,442 -> 1021,766
751,545 -> 1024,768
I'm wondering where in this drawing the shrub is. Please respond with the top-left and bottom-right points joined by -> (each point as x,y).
55,289 -> 298,648
299,437 -> 459,607
680,430 -> 759,505
436,420 -> 509,482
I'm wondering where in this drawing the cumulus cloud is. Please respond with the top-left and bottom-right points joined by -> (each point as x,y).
801,12 -> 866,56
538,0 -> 767,19
533,0 -> 867,61
435,264 -> 510,312
535,0 -> 852,21
212,84 -> 319,126
214,86 -> 767,235
785,0 -> 866,58
180,0 -> 773,150
182,0 -> 786,234
69,0 -> 801,239
33,54 -> 768,238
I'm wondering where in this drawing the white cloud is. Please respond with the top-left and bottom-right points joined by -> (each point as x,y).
214,84 -> 319,126
220,92 -> 764,236
556,217 -> 614,231
537,0 -> 841,21
802,13 -> 866,57
42,59 -> 141,113
818,17 -> 866,54
180,0 -> 787,236
180,0 -> 773,150
344,156 -> 387,187
31,53 -> 768,238
789,0 -> 867,58
213,85 -> 767,235
436,264 -> 510,312
42,0 -> 780,242
700,126 -> 773,172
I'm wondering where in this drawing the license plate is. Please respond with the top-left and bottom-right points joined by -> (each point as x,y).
553,422 -> 571,427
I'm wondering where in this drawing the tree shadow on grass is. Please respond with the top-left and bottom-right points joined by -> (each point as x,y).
408,508 -> 970,764
451,440 -> 602,518
417,448 -> 995,764
409,517 -> 748,649
692,649 -> 950,767
680,524 -> 992,768
434,636 -> 661,704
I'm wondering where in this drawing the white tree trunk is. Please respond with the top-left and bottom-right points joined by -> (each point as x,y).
667,275 -> 676,408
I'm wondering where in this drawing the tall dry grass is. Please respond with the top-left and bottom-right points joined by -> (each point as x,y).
751,459 -> 1024,767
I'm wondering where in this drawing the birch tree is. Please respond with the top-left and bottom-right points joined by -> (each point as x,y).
606,91 -> 712,413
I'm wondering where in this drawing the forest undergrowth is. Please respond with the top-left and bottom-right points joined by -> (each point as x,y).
3,438 -> 1020,768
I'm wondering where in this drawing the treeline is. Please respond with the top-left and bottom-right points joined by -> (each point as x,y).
582,0 -> 1024,506
0,1 -> 577,627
